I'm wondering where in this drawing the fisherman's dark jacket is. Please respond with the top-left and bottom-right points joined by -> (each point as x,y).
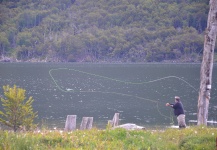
170,102 -> 185,116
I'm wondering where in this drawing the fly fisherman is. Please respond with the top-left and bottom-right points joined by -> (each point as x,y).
166,96 -> 186,128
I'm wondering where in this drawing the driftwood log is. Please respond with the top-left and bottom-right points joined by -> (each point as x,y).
108,113 -> 145,130
113,123 -> 145,130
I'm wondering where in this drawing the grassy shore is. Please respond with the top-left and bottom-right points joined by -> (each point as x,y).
0,126 -> 216,150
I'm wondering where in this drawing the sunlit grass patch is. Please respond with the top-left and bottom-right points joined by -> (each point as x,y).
179,135 -> 215,150
0,126 -> 217,149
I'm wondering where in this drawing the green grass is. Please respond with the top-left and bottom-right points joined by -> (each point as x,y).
0,126 -> 216,150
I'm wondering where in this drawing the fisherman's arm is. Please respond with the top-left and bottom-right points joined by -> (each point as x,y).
166,103 -> 174,107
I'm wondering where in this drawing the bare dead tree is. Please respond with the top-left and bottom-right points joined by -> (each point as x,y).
197,0 -> 217,126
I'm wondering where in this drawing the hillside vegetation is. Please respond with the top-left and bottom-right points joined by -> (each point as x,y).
0,0 -> 213,62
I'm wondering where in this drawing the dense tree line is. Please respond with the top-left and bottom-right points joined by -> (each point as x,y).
0,0 -> 214,62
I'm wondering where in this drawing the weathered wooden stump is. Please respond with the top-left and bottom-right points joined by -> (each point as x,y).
108,113 -> 119,127
80,117 -> 93,130
64,115 -> 77,131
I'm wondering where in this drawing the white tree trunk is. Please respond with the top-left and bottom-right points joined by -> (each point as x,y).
197,0 -> 217,125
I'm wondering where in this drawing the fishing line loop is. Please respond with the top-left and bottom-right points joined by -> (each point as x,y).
49,67 -> 197,125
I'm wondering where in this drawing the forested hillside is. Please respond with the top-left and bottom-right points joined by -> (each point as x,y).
0,0 -> 213,62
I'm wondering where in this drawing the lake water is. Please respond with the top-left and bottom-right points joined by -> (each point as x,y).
0,63 -> 217,129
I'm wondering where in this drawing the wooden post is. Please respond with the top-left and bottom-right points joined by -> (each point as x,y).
80,117 -> 93,130
112,113 -> 119,127
197,0 -> 217,126
108,113 -> 119,127
64,115 -> 77,131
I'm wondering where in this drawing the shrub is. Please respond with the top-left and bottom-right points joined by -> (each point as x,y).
0,85 -> 38,132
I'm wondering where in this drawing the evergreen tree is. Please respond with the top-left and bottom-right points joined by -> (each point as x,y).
0,85 -> 38,132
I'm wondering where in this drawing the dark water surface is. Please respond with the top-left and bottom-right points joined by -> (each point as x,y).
0,63 -> 217,129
